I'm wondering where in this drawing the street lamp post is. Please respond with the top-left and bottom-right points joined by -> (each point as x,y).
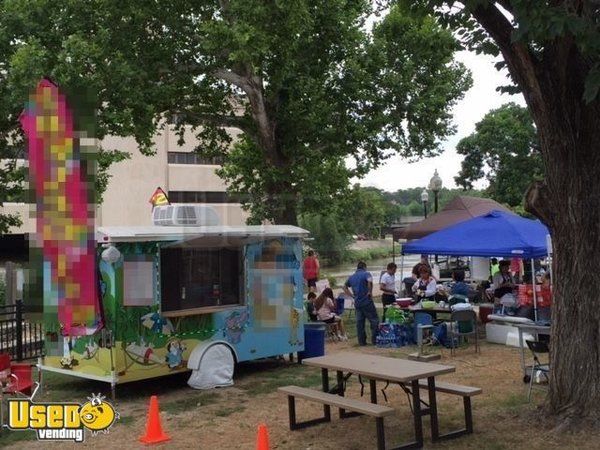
428,169 -> 443,215
420,189 -> 429,219
428,169 -> 443,263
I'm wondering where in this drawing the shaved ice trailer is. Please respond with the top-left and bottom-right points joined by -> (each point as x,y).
39,225 -> 309,396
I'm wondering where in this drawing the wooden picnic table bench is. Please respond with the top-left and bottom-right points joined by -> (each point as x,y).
417,380 -> 482,439
279,385 -> 395,450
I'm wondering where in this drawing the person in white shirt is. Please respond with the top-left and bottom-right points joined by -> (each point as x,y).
379,262 -> 397,321
412,266 -> 437,302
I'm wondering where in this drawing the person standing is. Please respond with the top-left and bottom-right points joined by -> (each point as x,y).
379,262 -> 397,321
303,250 -> 320,293
343,261 -> 379,346
490,258 -> 500,277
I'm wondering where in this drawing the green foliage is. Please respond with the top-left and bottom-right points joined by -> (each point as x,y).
401,1 -> 600,102
342,186 -> 388,238
346,246 -> 394,262
455,103 -> 542,208
0,1 -> 471,225
385,187 -> 485,216
300,213 -> 351,266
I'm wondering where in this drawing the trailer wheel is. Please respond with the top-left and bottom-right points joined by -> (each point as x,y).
523,375 -> 530,383
187,342 -> 235,390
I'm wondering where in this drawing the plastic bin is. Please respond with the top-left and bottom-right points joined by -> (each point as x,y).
479,304 -> 494,323
336,296 -> 345,315
298,323 -> 326,361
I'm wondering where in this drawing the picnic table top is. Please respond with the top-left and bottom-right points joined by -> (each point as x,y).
302,352 -> 455,383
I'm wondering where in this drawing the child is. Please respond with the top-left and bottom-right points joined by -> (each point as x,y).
306,292 -> 318,322
315,288 -> 348,340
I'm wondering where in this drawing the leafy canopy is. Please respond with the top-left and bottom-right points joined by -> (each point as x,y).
455,103 -> 542,208
0,1 -> 472,225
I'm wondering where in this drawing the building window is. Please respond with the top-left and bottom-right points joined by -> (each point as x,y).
169,191 -> 242,204
160,247 -> 241,312
167,152 -> 225,165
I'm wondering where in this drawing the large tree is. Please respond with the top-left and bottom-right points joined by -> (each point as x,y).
455,102 -> 542,208
403,0 -> 600,426
0,0 -> 471,226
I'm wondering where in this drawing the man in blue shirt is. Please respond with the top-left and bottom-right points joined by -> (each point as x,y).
344,261 -> 379,346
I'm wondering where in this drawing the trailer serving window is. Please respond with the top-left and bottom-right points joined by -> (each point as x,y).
160,247 -> 241,313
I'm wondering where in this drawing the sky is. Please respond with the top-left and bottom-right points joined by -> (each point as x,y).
359,50 -> 526,192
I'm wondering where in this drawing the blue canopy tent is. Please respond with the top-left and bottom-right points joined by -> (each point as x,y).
402,210 -> 551,320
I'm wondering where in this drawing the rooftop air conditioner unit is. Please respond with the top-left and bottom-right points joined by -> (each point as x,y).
152,204 -> 221,226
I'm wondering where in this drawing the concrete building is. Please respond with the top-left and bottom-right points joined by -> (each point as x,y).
0,126 -> 248,239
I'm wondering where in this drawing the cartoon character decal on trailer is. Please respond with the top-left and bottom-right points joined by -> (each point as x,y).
165,338 -> 186,369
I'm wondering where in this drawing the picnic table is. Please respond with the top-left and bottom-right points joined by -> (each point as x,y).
302,352 -> 455,448
406,305 -> 453,321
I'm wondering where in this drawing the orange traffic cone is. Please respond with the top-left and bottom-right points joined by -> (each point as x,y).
256,423 -> 270,450
139,395 -> 171,445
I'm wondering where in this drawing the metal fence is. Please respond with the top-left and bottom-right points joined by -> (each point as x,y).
0,300 -> 44,361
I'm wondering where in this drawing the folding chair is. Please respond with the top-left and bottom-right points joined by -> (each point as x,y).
525,340 -> 550,401
413,312 -> 434,351
1,354 -> 40,429
342,296 -> 355,319
449,310 -> 479,356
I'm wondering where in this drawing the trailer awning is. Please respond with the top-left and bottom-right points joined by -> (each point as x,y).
96,225 -> 310,244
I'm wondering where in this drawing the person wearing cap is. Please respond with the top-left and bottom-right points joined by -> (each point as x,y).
344,261 -> 378,346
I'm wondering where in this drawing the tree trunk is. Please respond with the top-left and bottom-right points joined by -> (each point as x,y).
525,90 -> 600,424
264,177 -> 298,225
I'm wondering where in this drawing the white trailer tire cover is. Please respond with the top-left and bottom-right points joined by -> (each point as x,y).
187,342 -> 235,390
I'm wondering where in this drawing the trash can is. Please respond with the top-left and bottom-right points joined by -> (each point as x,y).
298,323 -> 326,361
479,303 -> 494,324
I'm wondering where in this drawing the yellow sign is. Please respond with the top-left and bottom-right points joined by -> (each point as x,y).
7,393 -> 118,442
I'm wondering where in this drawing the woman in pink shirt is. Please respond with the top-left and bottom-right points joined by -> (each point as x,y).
314,288 -> 348,340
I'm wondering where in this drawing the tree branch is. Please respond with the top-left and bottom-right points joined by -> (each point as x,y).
471,3 -> 545,111
178,110 -> 250,131
213,68 -> 251,91
494,0 -> 514,14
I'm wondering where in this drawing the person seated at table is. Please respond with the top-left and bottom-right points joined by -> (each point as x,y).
449,270 -> 469,305
315,288 -> 348,340
492,260 -> 515,300
412,266 -> 437,302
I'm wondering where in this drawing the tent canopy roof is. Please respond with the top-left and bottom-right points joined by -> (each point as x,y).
394,196 -> 511,240
401,210 -> 550,259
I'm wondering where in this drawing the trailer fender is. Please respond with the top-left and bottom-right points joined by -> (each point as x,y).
187,341 -> 236,390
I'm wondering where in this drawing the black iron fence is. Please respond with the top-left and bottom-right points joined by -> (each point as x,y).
0,300 -> 44,361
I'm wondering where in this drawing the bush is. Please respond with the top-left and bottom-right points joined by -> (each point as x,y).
346,247 -> 394,263
299,214 -> 352,266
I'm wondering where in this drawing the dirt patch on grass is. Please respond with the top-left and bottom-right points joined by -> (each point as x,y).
4,338 -> 600,449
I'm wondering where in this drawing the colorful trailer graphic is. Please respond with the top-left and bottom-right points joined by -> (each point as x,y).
39,226 -> 308,394
22,78 -> 309,395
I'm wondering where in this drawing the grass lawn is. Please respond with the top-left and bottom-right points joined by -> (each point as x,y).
3,308 -> 599,449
